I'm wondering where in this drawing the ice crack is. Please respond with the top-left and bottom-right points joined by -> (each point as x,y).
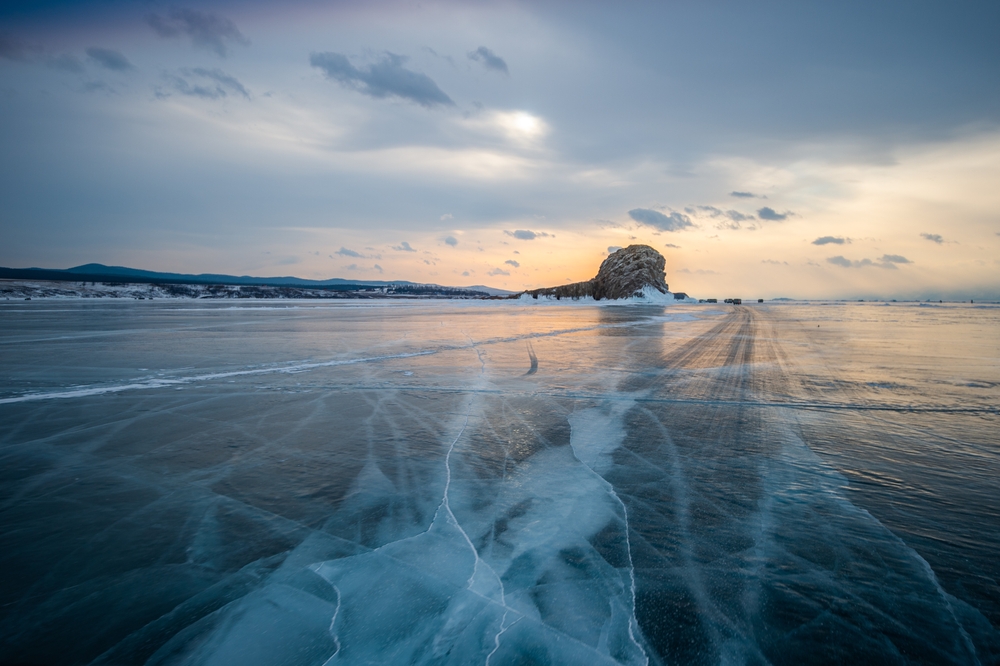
486,611 -> 521,666
569,403 -> 649,666
320,584 -> 342,666
436,398 -> 507,603
433,366 -> 515,660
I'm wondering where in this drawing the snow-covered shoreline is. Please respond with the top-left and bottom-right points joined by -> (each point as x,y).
0,279 -> 489,300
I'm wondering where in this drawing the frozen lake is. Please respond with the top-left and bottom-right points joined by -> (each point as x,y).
1,300 -> 998,665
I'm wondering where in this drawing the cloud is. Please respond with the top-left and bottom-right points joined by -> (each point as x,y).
440,213 -> 453,220
423,47 -> 455,66
812,236 -> 846,245
688,205 -> 754,222
757,207 -> 791,221
373,264 -> 383,274
677,268 -> 719,275
0,34 -> 32,61
82,81 -> 115,95
443,236 -> 458,246
504,230 -> 551,240
826,256 -> 856,268
47,54 -> 83,73
762,259 -> 788,265
921,233 -> 944,244
664,243 -> 681,249
628,208 -> 693,231
161,68 -> 250,100
504,259 -> 520,267
86,47 -> 132,71
686,205 -> 756,230
730,191 -> 757,198
336,247 -> 363,258
462,271 -> 470,277
392,241 -> 416,252
880,254 -> 912,264
188,68 -> 249,98
310,51 -> 454,107
608,246 -> 622,253
488,268 -> 510,276
147,9 -> 248,57
827,254 -> 911,269
467,46 -> 509,75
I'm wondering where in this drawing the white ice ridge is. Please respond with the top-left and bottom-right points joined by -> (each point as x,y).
568,401 -> 650,666
0,314 -> 702,405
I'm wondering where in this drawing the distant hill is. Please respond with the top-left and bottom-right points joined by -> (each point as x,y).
0,263 -> 513,296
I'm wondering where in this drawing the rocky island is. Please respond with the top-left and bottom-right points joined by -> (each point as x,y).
520,244 -> 674,300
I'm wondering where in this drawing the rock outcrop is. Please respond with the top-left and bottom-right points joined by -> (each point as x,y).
521,245 -> 669,300
592,244 -> 668,300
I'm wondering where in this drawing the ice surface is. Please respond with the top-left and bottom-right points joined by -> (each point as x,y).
0,300 -> 998,665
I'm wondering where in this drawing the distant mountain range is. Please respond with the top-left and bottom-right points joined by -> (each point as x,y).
0,263 -> 512,296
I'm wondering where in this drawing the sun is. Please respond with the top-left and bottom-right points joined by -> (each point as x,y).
512,112 -> 538,134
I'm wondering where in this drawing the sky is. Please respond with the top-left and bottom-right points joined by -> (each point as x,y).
2,0 -> 999,299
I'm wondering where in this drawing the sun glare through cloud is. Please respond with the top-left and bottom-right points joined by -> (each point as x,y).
502,111 -> 544,138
